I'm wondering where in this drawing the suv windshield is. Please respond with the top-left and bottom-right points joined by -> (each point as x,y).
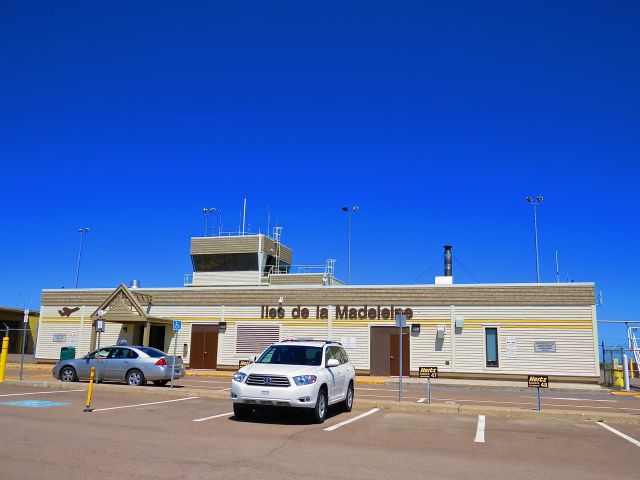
256,345 -> 323,366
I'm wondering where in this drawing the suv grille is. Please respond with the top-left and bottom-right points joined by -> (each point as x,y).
246,374 -> 290,387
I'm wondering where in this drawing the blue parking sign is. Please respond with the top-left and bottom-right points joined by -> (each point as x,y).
173,320 -> 182,331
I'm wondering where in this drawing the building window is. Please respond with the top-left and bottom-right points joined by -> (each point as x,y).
485,328 -> 499,367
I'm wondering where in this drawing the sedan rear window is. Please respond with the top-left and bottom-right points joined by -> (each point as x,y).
137,347 -> 165,358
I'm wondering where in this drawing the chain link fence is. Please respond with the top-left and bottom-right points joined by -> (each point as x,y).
600,343 -> 638,388
0,324 -> 35,355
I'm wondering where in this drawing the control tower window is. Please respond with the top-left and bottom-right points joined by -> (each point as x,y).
264,254 -> 290,274
192,253 -> 259,272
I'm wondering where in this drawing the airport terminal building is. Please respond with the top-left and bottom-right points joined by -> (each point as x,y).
36,234 -> 600,382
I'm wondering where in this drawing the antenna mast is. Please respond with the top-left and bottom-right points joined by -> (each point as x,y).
242,195 -> 247,236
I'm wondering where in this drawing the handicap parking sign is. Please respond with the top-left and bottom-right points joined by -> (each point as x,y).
173,320 -> 182,331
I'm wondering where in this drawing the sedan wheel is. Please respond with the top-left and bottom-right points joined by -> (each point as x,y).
126,369 -> 146,386
60,366 -> 77,382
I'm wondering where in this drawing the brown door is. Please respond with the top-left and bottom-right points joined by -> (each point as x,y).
190,325 -> 219,369
389,330 -> 410,376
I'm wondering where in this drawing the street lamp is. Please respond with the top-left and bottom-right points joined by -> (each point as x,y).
341,205 -> 359,284
525,196 -> 543,283
75,227 -> 90,288
202,208 -> 216,236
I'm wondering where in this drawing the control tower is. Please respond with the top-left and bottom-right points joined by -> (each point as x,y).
184,232 -> 341,287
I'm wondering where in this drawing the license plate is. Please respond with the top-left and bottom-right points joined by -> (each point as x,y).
260,390 -> 270,396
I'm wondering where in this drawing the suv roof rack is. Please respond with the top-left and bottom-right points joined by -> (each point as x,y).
281,338 -> 342,345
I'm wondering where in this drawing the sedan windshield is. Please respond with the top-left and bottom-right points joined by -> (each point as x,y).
257,345 -> 322,366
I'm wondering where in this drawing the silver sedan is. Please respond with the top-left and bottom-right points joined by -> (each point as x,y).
52,345 -> 185,386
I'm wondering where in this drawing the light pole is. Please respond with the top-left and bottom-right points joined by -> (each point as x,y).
525,196 -> 543,283
202,208 -> 215,236
75,227 -> 90,288
341,205 -> 359,284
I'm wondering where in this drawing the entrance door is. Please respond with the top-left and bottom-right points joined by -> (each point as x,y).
190,325 -> 219,369
370,326 -> 410,376
149,325 -> 166,351
390,331 -> 410,377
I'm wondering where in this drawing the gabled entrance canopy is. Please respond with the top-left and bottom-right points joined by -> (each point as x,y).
88,284 -> 173,350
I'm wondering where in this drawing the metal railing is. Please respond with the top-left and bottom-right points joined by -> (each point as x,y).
269,264 -> 327,275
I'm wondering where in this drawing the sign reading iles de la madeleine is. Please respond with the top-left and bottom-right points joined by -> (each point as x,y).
260,305 -> 414,320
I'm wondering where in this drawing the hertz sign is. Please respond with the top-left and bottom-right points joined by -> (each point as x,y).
418,367 -> 438,379
528,375 -> 549,388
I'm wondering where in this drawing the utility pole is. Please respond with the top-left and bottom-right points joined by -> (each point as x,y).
525,196 -> 543,282
75,227 -> 90,288
341,205 -> 359,284
202,208 -> 215,236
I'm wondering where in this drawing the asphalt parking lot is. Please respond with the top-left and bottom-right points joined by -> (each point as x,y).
1,383 -> 638,480
7,366 -> 640,415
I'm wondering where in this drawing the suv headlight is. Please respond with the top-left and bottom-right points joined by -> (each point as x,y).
233,372 -> 247,383
293,375 -> 317,386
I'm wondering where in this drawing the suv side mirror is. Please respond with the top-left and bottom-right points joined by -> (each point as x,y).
326,359 -> 339,368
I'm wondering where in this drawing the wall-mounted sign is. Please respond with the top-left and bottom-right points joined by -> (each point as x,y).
418,366 -> 438,379
528,375 -> 549,388
506,337 -> 517,358
534,341 -> 556,353
238,359 -> 251,368
58,307 -> 80,317
411,323 -> 420,334
259,305 -> 414,320
52,334 -> 66,342
340,337 -> 357,349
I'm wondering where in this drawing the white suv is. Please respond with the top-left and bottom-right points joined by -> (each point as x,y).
230,340 -> 356,423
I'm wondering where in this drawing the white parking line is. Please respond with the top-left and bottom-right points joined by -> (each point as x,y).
91,397 -> 199,412
324,408 -> 380,432
597,422 -> 640,447
0,389 -> 85,397
474,415 -> 486,443
193,412 -> 233,422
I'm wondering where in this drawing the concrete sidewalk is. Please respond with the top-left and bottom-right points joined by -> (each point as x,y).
5,363 -> 606,390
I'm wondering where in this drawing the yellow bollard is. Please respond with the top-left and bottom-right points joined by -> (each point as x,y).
83,367 -> 96,412
0,337 -> 9,383
613,366 -> 624,388
630,358 -> 635,379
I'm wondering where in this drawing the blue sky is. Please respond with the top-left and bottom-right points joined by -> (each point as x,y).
1,2 -> 638,344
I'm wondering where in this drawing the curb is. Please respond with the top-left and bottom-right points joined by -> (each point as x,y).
3,379 -> 638,425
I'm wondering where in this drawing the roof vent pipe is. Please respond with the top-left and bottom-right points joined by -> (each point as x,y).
130,279 -> 140,289
444,245 -> 453,277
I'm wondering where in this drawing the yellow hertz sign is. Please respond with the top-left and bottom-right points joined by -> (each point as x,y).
528,375 -> 549,388
419,367 -> 438,379
238,360 -> 251,369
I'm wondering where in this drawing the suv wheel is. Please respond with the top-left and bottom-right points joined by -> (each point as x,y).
311,387 -> 328,424
342,382 -> 354,412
